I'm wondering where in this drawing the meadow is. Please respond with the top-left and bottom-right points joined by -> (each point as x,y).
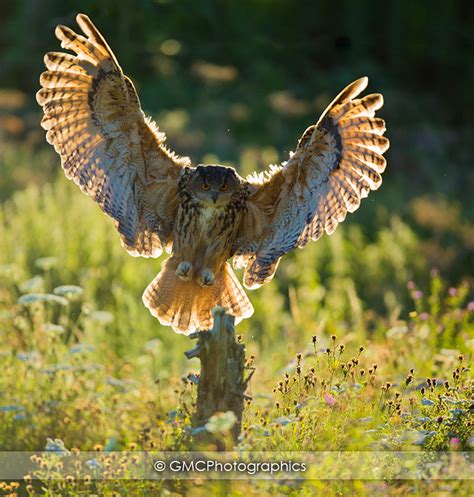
0,1 -> 473,495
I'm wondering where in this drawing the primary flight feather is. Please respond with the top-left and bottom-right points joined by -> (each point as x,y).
37,14 -> 389,334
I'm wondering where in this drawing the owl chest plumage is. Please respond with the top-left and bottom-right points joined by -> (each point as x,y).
172,194 -> 245,263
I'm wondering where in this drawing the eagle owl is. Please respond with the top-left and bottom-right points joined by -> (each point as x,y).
37,14 -> 389,334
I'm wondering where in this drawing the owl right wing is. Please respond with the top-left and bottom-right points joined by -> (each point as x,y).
36,14 -> 190,258
234,77 -> 389,288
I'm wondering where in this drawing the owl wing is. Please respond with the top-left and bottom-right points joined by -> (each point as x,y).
36,14 -> 189,258
234,77 -> 389,289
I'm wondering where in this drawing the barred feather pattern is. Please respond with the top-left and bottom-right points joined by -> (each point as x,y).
236,77 -> 389,289
36,14 -> 189,258
142,257 -> 254,334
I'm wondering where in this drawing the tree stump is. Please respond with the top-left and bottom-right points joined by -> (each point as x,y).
185,307 -> 253,443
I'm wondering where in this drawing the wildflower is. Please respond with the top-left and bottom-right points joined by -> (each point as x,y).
53,285 -> 84,299
448,287 -> 457,297
324,393 -> 336,406
412,290 -> 423,300
419,312 -> 429,321
205,411 -> 237,434
65,475 -> 74,484
45,438 -> 69,456
407,281 -> 415,290
450,437 -> 461,449
86,458 -> 102,470
467,301 -> 474,312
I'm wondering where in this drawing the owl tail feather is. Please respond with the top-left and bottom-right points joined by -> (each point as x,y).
142,257 -> 254,335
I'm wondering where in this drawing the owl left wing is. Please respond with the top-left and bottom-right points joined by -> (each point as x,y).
234,77 -> 389,289
36,14 -> 190,258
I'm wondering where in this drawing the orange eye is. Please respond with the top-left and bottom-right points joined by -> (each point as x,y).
201,183 -> 210,191
220,183 -> 229,192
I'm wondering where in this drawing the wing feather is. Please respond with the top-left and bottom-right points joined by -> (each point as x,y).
37,14 -> 190,257
235,77 -> 389,288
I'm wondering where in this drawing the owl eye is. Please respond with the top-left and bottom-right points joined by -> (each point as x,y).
201,183 -> 210,191
220,182 -> 229,192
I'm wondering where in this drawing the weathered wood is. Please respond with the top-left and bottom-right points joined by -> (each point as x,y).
185,307 -> 252,442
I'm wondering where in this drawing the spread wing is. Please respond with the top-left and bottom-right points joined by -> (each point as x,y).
234,77 -> 389,289
36,14 -> 190,257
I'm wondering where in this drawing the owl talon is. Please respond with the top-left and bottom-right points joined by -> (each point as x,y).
197,268 -> 215,287
176,261 -> 193,281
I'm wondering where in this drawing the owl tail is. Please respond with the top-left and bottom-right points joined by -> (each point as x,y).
142,257 -> 254,335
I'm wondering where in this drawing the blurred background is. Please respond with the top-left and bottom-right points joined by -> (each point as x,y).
0,0 -> 472,364
0,2 -> 473,472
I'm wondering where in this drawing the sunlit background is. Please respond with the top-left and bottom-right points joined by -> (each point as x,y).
0,1 -> 472,494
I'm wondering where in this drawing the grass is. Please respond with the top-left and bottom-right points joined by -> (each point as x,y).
0,94 -> 472,495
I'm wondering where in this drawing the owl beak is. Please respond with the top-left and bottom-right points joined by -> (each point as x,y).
211,192 -> 219,203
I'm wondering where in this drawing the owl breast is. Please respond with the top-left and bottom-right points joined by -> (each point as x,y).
199,206 -> 221,237
172,196 -> 245,273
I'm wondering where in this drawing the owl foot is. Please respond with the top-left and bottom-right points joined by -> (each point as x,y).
176,261 -> 193,281
197,268 -> 215,287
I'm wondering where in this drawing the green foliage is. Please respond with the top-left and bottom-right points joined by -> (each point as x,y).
0,168 -> 472,495
0,1 -> 473,495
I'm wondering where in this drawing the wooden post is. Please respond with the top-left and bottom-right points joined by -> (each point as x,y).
185,307 -> 253,443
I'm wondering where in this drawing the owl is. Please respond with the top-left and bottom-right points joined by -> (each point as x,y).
37,14 -> 389,334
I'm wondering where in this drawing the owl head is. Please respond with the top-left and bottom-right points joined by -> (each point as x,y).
187,165 -> 241,206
